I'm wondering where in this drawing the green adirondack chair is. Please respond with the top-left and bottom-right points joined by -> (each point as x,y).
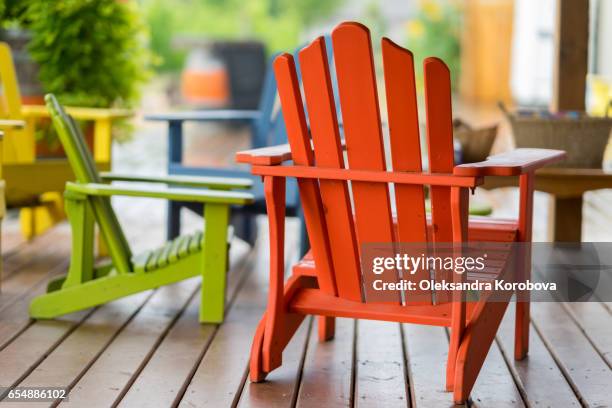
29,94 -> 253,323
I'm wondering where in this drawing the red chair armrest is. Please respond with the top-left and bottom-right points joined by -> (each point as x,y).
235,144 -> 293,165
453,148 -> 566,177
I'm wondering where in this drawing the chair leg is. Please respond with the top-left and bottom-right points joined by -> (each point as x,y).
453,301 -> 509,404
250,314 -> 268,382
19,193 -> 65,240
245,216 -> 258,247
318,316 -> 335,341
61,196 -> 95,289
298,208 -> 310,257
231,212 -> 258,247
199,203 -> 230,323
261,275 -> 313,372
515,301 -> 530,360
167,200 -> 181,240
446,325 -> 461,391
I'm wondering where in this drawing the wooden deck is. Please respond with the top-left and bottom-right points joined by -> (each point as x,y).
0,210 -> 611,408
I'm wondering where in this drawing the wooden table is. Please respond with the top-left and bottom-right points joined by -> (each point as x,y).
481,168 -> 612,241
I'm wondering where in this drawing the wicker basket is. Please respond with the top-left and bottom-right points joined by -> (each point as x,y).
504,110 -> 612,168
453,119 -> 498,163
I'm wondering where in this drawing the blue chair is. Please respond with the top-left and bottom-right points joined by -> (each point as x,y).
145,39 -> 337,255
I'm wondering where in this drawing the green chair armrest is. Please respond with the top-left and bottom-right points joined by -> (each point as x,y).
99,172 -> 252,189
65,182 -> 253,205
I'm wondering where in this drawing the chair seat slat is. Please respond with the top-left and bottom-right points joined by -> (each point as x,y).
132,251 -> 152,274
189,230 -> 203,254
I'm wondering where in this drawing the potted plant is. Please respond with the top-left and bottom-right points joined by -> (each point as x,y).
0,0 -> 154,155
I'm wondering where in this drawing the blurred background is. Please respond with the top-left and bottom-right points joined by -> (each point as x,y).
1,0 -> 611,245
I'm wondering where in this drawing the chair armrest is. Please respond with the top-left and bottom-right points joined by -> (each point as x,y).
66,182 -> 253,205
145,110 -> 261,123
22,104 -> 133,120
235,144 -> 292,165
0,119 -> 25,129
236,139 -> 349,166
99,172 -> 252,189
453,148 -> 566,177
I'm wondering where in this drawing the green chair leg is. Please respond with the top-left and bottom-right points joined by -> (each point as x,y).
61,194 -> 95,289
199,203 -> 230,323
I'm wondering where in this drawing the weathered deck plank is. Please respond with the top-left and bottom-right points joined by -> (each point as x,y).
237,318 -> 312,408
1,292 -> 154,407
469,332 -> 525,408
0,309 -> 90,395
355,321 -> 407,407
403,324 -> 463,408
296,318 -> 356,408
59,280 -> 197,407
0,229 -> 71,350
64,242 -> 251,407
176,289 -> 267,407
115,288 -> 218,408
115,246 -> 255,407
530,302 -> 612,407
0,230 -> 70,315
496,307 -> 581,407
1,226 -> 27,258
564,302 -> 612,367
0,262 -> 69,350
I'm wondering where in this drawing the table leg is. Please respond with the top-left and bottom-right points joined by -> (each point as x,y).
552,196 -> 583,242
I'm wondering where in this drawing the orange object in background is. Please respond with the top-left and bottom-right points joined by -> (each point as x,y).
180,47 -> 229,106
21,95 -> 44,105
181,68 -> 229,106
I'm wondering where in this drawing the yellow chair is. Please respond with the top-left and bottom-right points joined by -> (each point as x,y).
0,119 -> 26,288
0,42 -> 132,240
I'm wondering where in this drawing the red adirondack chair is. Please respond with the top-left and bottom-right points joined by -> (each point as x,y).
236,22 -> 565,403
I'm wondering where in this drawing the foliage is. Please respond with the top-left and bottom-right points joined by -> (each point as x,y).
405,0 -> 461,90
143,0 -> 344,72
0,0 -> 33,24
23,0 -> 154,108
145,0 -> 186,72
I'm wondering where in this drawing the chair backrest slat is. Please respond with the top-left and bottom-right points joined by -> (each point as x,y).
0,43 -> 23,118
65,116 -> 102,183
45,94 -> 133,273
424,58 -> 455,303
299,38 -> 361,301
272,56 -> 338,295
382,39 -> 430,304
0,42 -> 35,163
332,22 -> 399,303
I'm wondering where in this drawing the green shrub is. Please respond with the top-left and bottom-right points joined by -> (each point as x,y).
23,0 -> 154,108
